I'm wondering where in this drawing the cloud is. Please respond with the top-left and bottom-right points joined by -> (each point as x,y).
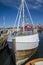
36,0 -> 43,3
26,0 -> 43,10
0,0 -> 13,5
0,0 -> 43,10
0,0 -> 21,9
30,2 -> 42,9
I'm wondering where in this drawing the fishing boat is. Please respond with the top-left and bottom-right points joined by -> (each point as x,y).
25,58 -> 43,65
12,0 -> 39,65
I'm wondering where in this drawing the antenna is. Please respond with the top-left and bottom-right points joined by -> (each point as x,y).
3,16 -> 6,28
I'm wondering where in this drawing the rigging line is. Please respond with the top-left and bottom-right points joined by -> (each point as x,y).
25,0 -> 34,26
13,4 -> 22,32
13,5 -> 21,27
17,4 -> 22,31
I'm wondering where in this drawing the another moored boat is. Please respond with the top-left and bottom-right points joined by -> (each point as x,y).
0,17 -> 8,50
25,58 -> 43,65
0,31 -> 8,50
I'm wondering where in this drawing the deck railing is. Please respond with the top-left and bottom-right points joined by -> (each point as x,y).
13,29 -> 38,37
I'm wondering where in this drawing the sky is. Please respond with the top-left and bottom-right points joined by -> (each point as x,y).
0,0 -> 43,28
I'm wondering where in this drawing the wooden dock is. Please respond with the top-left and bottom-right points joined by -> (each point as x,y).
0,33 -> 8,50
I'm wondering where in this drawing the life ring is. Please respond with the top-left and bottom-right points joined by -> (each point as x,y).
25,58 -> 43,65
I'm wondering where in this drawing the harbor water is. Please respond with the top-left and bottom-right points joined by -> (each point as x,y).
0,33 -> 43,65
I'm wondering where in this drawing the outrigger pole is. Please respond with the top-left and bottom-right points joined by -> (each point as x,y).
13,4 -> 22,32
17,4 -> 22,31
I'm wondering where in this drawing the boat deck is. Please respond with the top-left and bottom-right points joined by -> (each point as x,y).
12,29 -> 37,37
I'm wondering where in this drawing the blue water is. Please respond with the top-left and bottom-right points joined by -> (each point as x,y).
38,33 -> 43,57
0,33 -> 43,65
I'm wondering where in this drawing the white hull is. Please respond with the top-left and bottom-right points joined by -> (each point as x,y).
7,34 -> 12,49
7,35 -> 12,42
13,33 -> 39,50
12,33 -> 39,65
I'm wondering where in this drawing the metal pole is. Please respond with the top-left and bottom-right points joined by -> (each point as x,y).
22,0 -> 25,32
3,16 -> 6,28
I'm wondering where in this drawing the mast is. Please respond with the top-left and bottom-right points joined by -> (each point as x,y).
3,16 -> 6,32
22,0 -> 25,32
13,0 -> 34,32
